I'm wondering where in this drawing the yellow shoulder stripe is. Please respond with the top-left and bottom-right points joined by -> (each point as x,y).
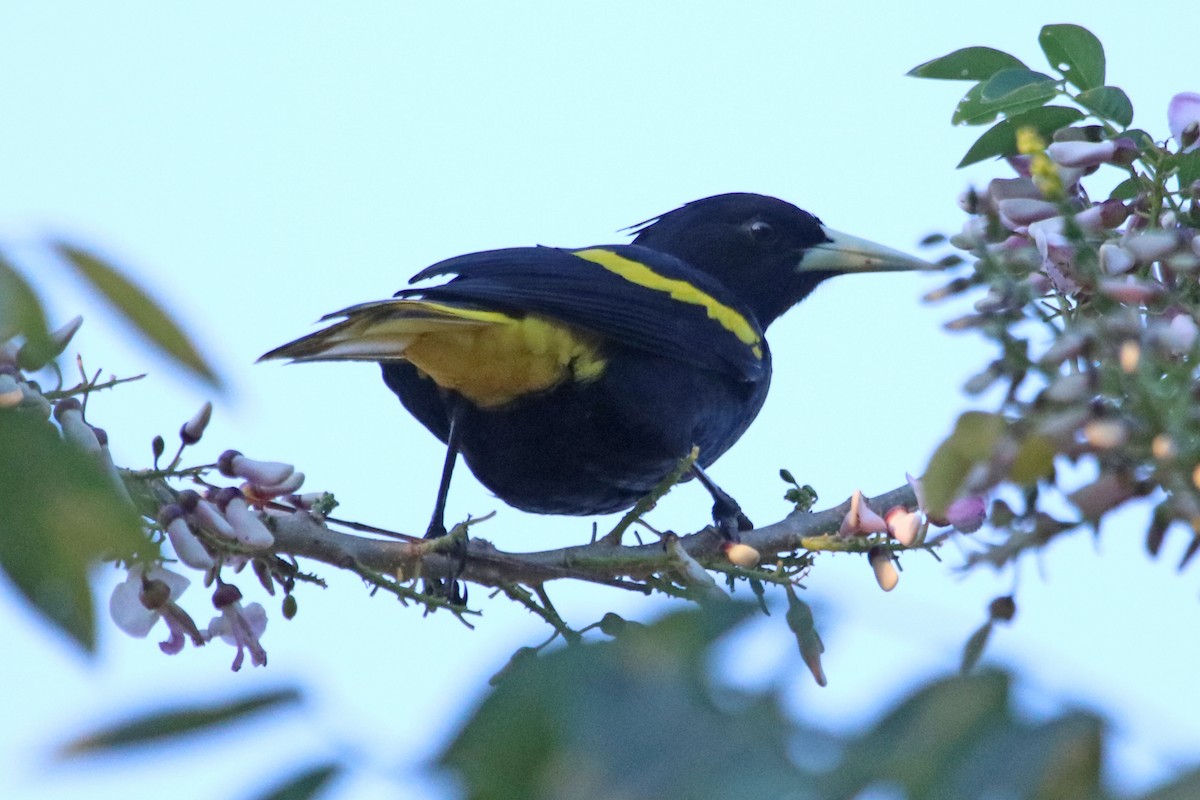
572,248 -> 763,359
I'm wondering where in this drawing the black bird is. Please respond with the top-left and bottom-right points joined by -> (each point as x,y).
262,193 -> 927,545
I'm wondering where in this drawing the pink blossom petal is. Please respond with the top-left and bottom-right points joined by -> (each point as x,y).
1046,140 -> 1117,168
1168,92 -> 1200,153
885,507 -> 923,547
166,517 -> 214,570
945,496 -> 987,533
840,490 -> 890,536
868,545 -> 899,592
1099,242 -> 1136,275
108,566 -> 189,638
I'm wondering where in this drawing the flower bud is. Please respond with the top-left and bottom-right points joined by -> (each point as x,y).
162,510 -> 214,570
1152,434 -> 1177,461
221,495 -> 275,548
1099,242 -> 1136,275
988,595 -> 1016,622
721,541 -> 760,568
1123,230 -> 1179,264
54,398 -> 102,453
1097,277 -> 1165,306
1082,419 -> 1128,450
945,495 -> 987,533
1046,139 -> 1117,168
868,545 -> 899,592
0,374 -> 23,408
1161,314 -> 1198,355
218,449 -> 294,487
1118,341 -> 1141,373
885,506 -> 922,546
180,401 -> 212,445
840,490 -> 890,536
212,582 -> 243,609
192,497 -> 237,539
998,198 -> 1060,228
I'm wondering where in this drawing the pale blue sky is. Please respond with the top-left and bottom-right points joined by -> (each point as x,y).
2,3 -> 1198,797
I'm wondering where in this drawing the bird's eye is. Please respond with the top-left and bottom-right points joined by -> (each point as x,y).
746,219 -> 777,244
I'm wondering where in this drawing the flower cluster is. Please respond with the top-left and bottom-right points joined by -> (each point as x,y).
924,90 -> 1200,570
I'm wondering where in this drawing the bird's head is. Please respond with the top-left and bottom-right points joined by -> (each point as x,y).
630,193 -> 932,328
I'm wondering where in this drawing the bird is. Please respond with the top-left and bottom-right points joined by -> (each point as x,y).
261,193 -> 928,551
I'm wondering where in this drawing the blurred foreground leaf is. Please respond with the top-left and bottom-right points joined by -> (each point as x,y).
53,241 -> 220,386
0,253 -> 54,358
0,410 -> 146,652
60,687 -> 302,755
251,762 -> 343,800
923,411 -> 1006,516
441,604 -> 799,800
439,607 -> 1170,800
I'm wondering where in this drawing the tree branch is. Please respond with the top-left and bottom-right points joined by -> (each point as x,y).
260,483 -> 920,592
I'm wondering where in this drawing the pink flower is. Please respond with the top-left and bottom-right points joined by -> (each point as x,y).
868,545 -> 899,592
945,496 -> 987,533
207,586 -> 268,671
885,506 -> 923,546
839,490 -> 889,536
1169,92 -> 1200,153
109,565 -> 205,655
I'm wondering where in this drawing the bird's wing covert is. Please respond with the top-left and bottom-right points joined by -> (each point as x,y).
402,245 -> 766,380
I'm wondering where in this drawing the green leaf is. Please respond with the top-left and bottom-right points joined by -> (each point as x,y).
979,69 -> 1057,102
822,671 -> 1012,798
785,587 -> 826,687
251,762 -> 342,800
960,621 -> 993,673
1076,86 -> 1133,127
1009,435 -> 1057,485
907,47 -> 1027,81
1170,150 -> 1200,190
0,254 -> 54,357
941,712 -> 1103,799
953,71 -> 1058,126
442,605 -> 800,800
1140,767 -> 1200,800
1039,24 -> 1105,91
1109,176 -> 1144,201
0,409 -> 147,652
922,412 -> 1006,516
958,106 -> 1085,167
60,688 -> 303,755
52,242 -> 221,387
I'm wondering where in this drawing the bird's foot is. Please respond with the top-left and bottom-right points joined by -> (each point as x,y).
422,521 -> 469,606
713,500 -> 754,542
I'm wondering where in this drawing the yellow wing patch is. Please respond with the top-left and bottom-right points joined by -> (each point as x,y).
403,308 -> 606,407
265,299 -> 607,408
572,248 -> 763,360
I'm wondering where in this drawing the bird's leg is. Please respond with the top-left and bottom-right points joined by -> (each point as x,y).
692,464 -> 753,542
424,403 -> 468,605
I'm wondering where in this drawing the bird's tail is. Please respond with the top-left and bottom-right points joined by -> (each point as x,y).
260,299 -> 607,407
258,299 -> 507,363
